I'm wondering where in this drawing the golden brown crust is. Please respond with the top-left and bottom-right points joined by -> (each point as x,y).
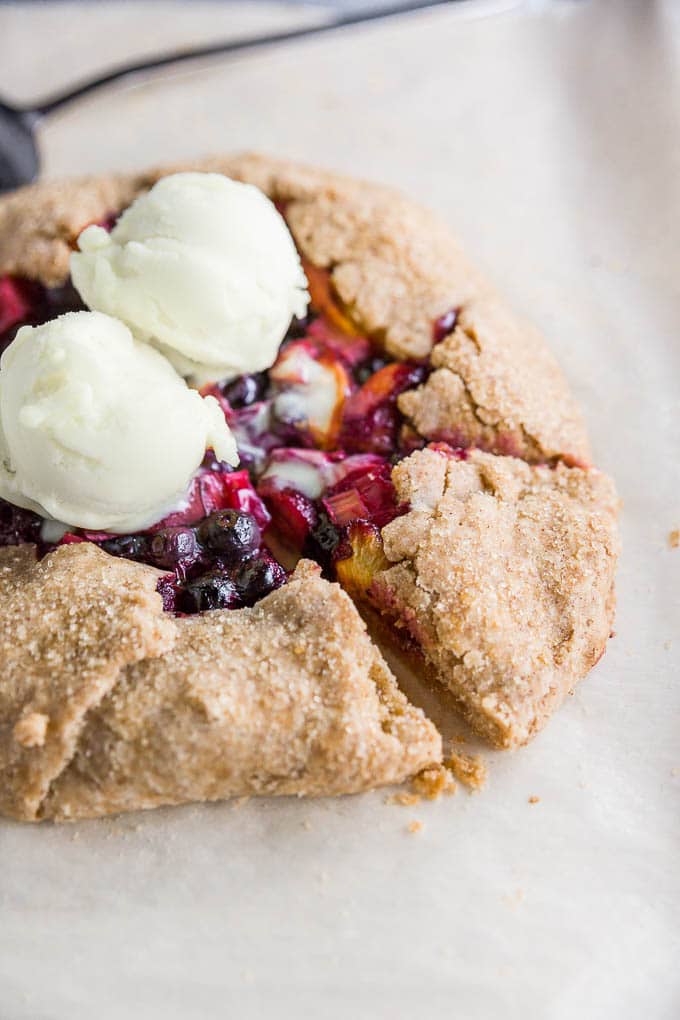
0,152 -> 590,463
40,560 -> 440,821
367,448 -> 620,749
0,543 -> 176,820
0,550 -> 440,822
398,297 -> 592,464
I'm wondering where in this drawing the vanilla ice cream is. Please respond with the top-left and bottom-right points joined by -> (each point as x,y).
71,172 -> 309,385
0,311 -> 238,533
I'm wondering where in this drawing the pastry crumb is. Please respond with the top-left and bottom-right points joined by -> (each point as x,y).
528,795 -> 540,804
231,796 -> 250,810
407,820 -> 423,834
503,888 -> 526,910
386,791 -> 421,807
669,529 -> 680,549
444,750 -> 488,791
412,765 -> 457,800
13,712 -> 49,748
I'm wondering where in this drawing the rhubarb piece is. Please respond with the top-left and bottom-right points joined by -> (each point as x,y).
155,467 -> 270,533
305,316 -> 371,367
323,459 -> 402,529
339,362 -> 426,455
259,448 -> 385,500
260,487 -> 318,550
323,488 -> 369,527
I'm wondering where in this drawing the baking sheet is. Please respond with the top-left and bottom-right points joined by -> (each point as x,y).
1,1 -> 679,1017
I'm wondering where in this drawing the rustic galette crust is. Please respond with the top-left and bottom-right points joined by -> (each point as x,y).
0,152 -> 590,464
41,560 -> 440,821
397,297 -> 591,464
0,155 -> 619,819
371,448 -> 620,748
0,543 -> 176,821
0,550 -> 440,822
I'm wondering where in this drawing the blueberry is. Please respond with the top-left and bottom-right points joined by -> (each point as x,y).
149,526 -> 200,570
221,373 -> 267,409
178,570 -> 241,613
309,511 -> 341,555
0,500 -> 41,546
302,510 -> 342,577
354,356 -> 389,385
234,557 -> 286,606
101,534 -> 150,561
198,510 -> 260,565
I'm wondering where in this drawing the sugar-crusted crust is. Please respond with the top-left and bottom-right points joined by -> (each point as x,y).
0,543 -> 176,820
397,297 -> 591,464
42,559 -> 440,821
366,448 -> 620,749
0,551 -> 440,822
0,152 -> 589,464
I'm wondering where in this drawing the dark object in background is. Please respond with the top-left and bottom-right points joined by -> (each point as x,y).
0,0 -> 454,192
0,103 -> 40,196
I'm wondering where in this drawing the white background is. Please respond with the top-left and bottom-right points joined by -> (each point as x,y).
1,1 -> 678,1017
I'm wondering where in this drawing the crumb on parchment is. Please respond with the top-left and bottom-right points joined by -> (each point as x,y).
387,754 -> 487,809
412,765 -> 457,800
444,750 -> 488,791
407,820 -> 423,834
669,529 -> 680,549
528,795 -> 540,804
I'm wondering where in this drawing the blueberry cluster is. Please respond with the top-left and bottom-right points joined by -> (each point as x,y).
101,509 -> 285,614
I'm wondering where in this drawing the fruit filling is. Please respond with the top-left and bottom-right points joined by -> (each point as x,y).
0,233 -> 449,614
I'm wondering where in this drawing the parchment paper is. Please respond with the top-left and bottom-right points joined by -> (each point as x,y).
0,1 -> 678,1017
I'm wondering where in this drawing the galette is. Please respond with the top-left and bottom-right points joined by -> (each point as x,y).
0,154 -> 619,821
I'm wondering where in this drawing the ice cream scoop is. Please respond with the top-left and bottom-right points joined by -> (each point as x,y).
71,172 -> 309,384
0,311 -> 238,532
